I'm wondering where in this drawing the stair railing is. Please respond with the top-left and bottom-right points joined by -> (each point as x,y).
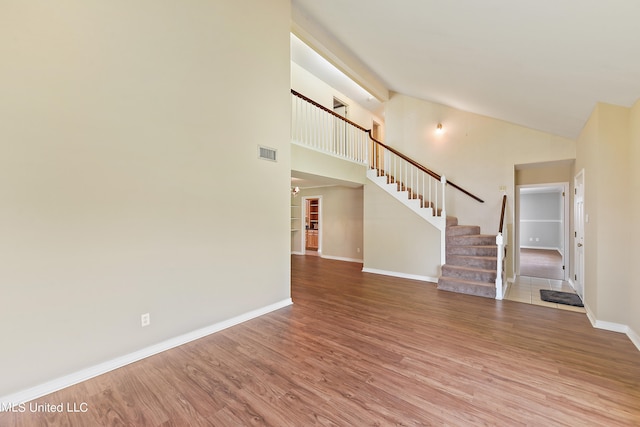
291,89 -> 484,206
368,135 -> 447,217
495,194 -> 508,300
291,90 -> 369,164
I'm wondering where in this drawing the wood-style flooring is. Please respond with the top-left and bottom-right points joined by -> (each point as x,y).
2,255 -> 639,426
520,248 -> 564,280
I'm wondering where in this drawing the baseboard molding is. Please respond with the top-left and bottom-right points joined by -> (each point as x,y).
584,304 -> 640,352
0,298 -> 293,407
290,251 -> 304,256
362,267 -> 438,283
627,326 -> 640,352
321,254 -> 363,263
519,246 -> 562,252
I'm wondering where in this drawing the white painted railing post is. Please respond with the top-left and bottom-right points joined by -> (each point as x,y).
440,175 -> 446,218
440,175 -> 447,265
495,229 -> 506,300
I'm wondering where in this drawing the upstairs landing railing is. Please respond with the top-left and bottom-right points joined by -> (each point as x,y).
291,90 -> 369,164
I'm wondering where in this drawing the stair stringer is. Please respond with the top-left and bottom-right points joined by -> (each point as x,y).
366,169 -> 446,265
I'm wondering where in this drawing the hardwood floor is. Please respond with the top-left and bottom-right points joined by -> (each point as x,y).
2,255 -> 640,426
520,248 -> 564,280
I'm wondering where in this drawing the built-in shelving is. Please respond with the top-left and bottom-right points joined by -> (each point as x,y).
290,205 -> 301,232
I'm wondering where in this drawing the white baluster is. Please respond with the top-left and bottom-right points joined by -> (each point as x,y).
440,175 -> 446,218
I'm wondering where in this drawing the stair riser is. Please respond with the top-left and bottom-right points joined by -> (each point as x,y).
437,279 -> 496,298
446,225 -> 481,237
447,235 -> 496,246
441,266 -> 496,282
446,255 -> 497,270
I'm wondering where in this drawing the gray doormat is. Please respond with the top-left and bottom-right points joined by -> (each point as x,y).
540,289 -> 584,307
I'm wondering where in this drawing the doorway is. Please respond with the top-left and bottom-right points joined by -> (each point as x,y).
302,196 -> 321,255
516,183 -> 569,280
333,98 -> 348,157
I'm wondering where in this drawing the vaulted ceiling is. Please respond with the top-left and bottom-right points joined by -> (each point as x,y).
292,0 -> 640,139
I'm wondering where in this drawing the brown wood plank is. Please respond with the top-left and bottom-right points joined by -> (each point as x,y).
2,255 -> 639,426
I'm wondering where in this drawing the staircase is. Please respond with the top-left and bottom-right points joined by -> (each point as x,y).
292,89 -> 506,299
437,217 -> 498,298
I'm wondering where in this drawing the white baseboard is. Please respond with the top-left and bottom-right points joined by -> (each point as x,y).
290,251 -> 304,256
584,303 -> 640,352
627,326 -> 640,352
321,254 -> 363,263
0,298 -> 293,407
361,267 -> 438,283
519,246 -> 561,252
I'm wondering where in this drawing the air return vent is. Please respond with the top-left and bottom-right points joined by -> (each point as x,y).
258,145 -> 277,162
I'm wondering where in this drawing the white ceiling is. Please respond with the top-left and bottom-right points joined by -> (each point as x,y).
292,0 -> 640,139
291,34 -> 384,116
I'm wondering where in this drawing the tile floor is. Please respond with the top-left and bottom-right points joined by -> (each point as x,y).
505,276 -> 586,313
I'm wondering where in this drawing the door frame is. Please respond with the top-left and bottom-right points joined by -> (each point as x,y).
573,169 -> 585,298
515,182 -> 570,280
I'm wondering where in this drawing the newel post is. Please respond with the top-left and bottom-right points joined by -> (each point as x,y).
440,175 -> 447,266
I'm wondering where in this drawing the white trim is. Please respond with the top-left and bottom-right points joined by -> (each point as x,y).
519,245 -> 563,251
516,181 -> 570,281
628,327 -> 640,352
519,219 -> 562,223
290,250 -> 304,255
0,298 -> 293,407
361,267 -> 438,283
321,254 -> 363,263
585,304 -> 627,333
584,304 -> 640,352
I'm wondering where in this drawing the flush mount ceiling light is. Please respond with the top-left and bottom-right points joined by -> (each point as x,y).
291,186 -> 300,196
436,123 -> 444,134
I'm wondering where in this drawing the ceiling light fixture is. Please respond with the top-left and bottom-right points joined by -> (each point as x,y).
436,123 -> 444,134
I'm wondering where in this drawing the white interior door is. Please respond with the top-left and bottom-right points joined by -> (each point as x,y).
574,170 -> 585,298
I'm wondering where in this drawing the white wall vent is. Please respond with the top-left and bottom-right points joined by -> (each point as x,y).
258,145 -> 278,162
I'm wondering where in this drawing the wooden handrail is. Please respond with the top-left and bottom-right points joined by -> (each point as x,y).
291,89 -> 369,132
498,194 -> 507,233
291,88 -> 484,204
367,133 -> 484,203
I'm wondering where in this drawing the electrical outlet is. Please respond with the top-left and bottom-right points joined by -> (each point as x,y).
357,247 -> 360,253
141,313 -> 150,327
499,185 -> 507,192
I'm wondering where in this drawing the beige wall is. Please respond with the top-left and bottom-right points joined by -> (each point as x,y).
576,102 -> 634,327
292,144 -> 367,185
0,0 -> 291,397
379,93 -> 576,279
294,186 -> 364,261
364,183 -> 442,280
291,61 -> 385,139
629,100 -> 640,337
515,160 -> 574,185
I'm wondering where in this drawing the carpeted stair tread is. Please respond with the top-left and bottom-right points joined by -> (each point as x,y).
446,216 -> 458,227
446,254 -> 498,269
447,234 -> 496,246
437,277 -> 496,298
447,245 -> 498,256
446,225 -> 481,236
441,264 -> 497,282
